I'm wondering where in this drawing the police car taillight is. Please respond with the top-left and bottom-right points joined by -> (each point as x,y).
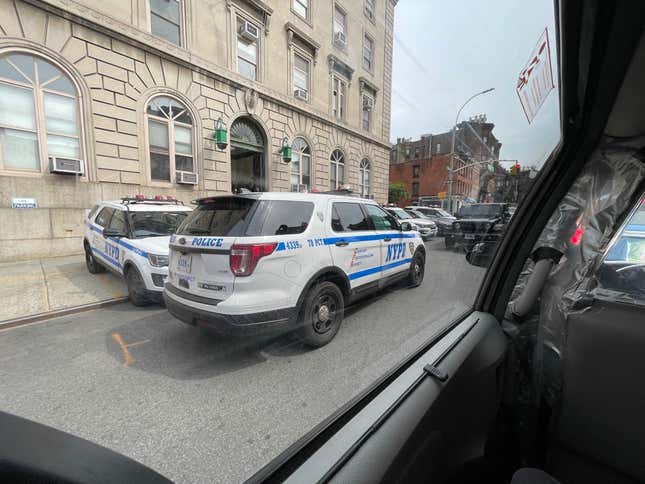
230,243 -> 277,276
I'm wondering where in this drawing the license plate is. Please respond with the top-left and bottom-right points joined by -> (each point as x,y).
464,234 -> 476,240
176,254 -> 192,274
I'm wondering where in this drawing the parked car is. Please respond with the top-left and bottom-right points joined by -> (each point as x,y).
445,203 -> 511,265
84,196 -> 192,305
385,207 -> 437,240
164,192 -> 426,347
405,206 -> 456,236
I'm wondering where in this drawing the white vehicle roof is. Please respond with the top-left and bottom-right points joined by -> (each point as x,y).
194,191 -> 378,205
100,200 -> 193,212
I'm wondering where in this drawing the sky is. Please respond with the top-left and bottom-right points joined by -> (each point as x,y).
390,0 -> 561,169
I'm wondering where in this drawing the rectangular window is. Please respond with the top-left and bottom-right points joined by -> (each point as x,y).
293,54 -> 310,100
413,165 -> 420,177
293,0 -> 308,19
0,83 -> 39,171
362,104 -> 370,130
436,143 -> 441,153
332,203 -> 370,232
150,0 -> 181,45
412,182 -> 419,196
237,18 -> 259,81
365,0 -> 375,19
332,76 -> 347,120
246,201 -> 314,236
363,34 -> 374,71
333,5 -> 347,47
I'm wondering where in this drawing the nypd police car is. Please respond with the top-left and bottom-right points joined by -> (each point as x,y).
163,192 -> 426,347
84,196 -> 192,305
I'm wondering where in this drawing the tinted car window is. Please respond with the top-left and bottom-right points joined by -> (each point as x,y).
458,205 -> 504,218
130,212 -> 188,238
108,210 -> 127,233
178,197 -> 257,236
88,204 -> 100,220
246,201 -> 314,235
332,202 -> 370,232
364,204 -> 397,230
95,207 -> 114,227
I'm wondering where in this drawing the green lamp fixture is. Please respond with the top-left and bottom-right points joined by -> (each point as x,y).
281,137 -> 292,163
214,117 -> 227,150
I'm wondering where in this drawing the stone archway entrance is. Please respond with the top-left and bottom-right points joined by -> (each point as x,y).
230,117 -> 266,193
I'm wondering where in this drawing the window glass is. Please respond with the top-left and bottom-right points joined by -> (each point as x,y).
237,18 -> 258,81
147,96 -> 193,179
108,210 -> 127,233
246,201 -> 314,235
333,202 -> 370,232
330,149 -> 345,190
130,211 -> 188,238
363,35 -> 374,70
293,54 -> 309,96
47,135 -> 80,158
0,129 -> 39,170
0,84 -> 35,130
150,0 -> 181,44
291,137 -> 311,191
43,93 -> 77,135
333,6 -> 346,35
293,0 -> 308,19
364,204 -> 396,230
177,197 -> 257,236
95,207 -> 114,227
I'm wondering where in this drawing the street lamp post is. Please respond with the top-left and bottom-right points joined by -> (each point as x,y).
448,87 -> 494,214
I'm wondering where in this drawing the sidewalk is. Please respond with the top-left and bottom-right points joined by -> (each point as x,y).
0,254 -> 128,324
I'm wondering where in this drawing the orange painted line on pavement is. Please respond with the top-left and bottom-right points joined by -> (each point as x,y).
124,339 -> 150,348
112,332 -> 135,367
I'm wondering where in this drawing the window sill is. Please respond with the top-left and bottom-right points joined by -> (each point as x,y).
290,9 -> 313,28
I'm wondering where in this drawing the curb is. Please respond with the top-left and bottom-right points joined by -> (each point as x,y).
0,297 -> 129,331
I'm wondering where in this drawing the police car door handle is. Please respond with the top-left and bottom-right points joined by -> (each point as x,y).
383,237 -> 392,242
335,240 -> 349,247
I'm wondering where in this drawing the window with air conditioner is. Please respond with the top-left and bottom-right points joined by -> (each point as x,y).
333,5 -> 347,48
146,95 -> 194,184
0,53 -> 84,175
237,17 -> 259,81
293,53 -> 310,101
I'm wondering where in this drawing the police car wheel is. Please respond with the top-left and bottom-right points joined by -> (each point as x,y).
125,266 -> 150,306
407,251 -> 425,287
298,281 -> 344,348
85,243 -> 105,274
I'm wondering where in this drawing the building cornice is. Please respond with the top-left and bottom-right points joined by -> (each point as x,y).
26,0 -> 391,150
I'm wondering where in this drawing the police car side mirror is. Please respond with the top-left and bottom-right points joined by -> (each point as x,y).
400,221 -> 412,232
103,227 -> 127,238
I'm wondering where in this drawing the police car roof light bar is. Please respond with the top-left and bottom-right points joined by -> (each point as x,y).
120,196 -> 184,206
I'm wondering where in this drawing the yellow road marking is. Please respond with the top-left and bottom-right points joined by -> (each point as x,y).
124,339 -> 150,348
112,332 -> 135,367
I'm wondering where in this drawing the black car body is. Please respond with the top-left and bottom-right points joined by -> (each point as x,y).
445,203 -> 511,265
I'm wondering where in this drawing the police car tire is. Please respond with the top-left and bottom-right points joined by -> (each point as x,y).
85,242 -> 105,274
298,281 -> 344,348
125,266 -> 150,306
407,251 -> 425,287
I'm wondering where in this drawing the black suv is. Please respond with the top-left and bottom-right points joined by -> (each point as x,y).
445,203 -> 511,265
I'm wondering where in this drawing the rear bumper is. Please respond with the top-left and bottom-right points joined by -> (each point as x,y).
164,289 -> 297,336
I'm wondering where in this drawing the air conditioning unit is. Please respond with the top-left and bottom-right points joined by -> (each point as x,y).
49,157 -> 84,175
334,31 -> 347,46
363,96 -> 374,110
176,171 -> 198,185
294,88 -> 308,100
239,21 -> 259,42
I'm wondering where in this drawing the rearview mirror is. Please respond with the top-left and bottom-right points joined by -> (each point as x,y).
103,227 -> 127,238
400,221 -> 412,232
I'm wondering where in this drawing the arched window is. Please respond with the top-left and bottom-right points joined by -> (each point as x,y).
359,158 -> 371,197
330,149 -> 345,190
290,137 -> 311,192
146,95 -> 193,182
0,53 -> 82,173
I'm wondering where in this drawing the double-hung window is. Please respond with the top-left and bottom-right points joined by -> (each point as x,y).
332,76 -> 347,120
150,0 -> 182,45
293,54 -> 310,100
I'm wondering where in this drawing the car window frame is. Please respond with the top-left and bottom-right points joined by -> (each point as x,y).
94,207 -> 115,228
363,203 -> 398,231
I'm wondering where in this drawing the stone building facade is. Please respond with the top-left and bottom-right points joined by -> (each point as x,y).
0,0 -> 396,261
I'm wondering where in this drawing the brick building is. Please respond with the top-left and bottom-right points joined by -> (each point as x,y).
0,0 -> 396,261
389,115 -> 501,207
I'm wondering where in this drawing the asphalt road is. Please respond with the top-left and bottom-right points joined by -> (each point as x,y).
0,239 -> 485,483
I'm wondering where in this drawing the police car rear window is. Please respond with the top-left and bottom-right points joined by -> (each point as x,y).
130,212 -> 188,238
177,198 -> 313,237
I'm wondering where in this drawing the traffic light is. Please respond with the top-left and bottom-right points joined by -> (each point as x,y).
510,163 -> 521,175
